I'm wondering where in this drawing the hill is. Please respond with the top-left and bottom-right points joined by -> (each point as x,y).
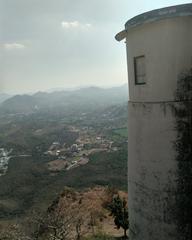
38,186 -> 128,239
0,85 -> 128,114
0,93 -> 11,104
0,186 -> 128,239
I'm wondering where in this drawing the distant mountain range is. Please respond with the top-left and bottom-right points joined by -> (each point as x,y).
0,93 -> 12,104
0,85 -> 128,114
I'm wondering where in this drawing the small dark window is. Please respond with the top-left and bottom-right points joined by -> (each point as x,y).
134,56 -> 146,85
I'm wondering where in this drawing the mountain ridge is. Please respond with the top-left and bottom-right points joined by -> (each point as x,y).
0,85 -> 128,114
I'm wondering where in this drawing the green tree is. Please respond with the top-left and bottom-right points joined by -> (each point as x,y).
108,195 -> 129,238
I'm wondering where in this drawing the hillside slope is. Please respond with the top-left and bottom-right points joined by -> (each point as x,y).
33,186 -> 128,239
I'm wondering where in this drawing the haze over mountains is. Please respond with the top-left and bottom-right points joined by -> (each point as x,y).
0,93 -> 11,104
0,85 -> 128,114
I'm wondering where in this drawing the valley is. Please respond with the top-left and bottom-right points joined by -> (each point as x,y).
0,86 -> 128,239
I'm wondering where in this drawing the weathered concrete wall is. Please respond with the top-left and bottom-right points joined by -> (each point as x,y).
128,102 -> 178,239
126,16 -> 192,102
128,97 -> 192,240
173,71 -> 192,239
125,10 -> 192,240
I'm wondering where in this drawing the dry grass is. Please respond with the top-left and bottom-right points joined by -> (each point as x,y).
55,186 -> 128,238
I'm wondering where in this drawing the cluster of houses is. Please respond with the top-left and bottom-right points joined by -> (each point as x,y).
0,127 -> 118,176
45,141 -> 84,158
45,132 -> 115,173
0,148 -> 11,176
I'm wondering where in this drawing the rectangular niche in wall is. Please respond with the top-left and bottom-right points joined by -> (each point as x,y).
134,55 -> 146,85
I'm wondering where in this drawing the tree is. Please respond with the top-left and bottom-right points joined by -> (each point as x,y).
30,200 -> 79,240
107,195 -> 129,238
29,188 -> 90,240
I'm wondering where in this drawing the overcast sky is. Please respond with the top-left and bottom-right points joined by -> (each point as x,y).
0,0 -> 191,94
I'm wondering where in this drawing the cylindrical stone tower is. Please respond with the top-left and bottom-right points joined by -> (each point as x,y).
116,4 -> 192,240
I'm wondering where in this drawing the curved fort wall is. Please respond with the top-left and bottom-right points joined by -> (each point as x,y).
116,4 -> 192,240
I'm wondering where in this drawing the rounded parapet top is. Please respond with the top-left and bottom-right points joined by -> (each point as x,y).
116,4 -> 192,41
125,3 -> 192,31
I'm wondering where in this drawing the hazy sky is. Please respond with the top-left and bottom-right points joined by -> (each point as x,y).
0,0 -> 191,93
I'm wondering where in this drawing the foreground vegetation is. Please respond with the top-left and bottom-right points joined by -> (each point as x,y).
0,187 -> 128,239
